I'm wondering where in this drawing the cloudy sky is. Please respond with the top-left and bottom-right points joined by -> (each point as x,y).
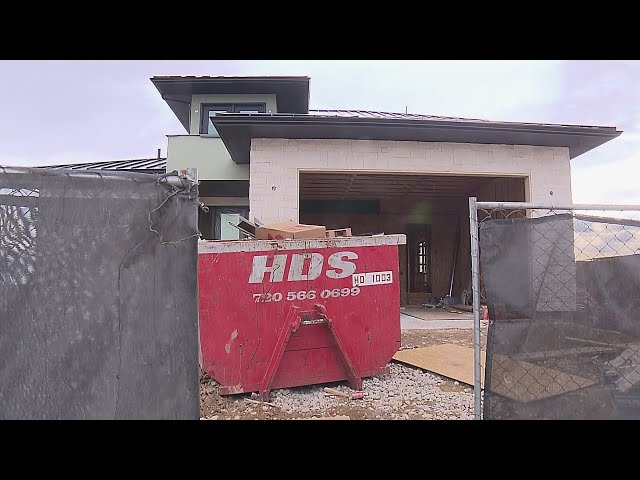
1,60 -> 638,204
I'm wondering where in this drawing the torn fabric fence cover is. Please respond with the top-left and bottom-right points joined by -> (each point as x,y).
0,167 -> 200,419
480,213 -> 640,420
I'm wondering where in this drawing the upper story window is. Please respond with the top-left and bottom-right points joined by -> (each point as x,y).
200,103 -> 266,135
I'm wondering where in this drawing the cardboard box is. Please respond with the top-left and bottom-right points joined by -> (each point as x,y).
326,228 -> 352,238
255,221 -> 326,240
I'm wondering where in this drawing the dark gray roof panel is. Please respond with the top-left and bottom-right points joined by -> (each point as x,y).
257,109 -> 618,130
211,112 -> 622,164
152,75 -> 310,81
309,109 -> 491,122
42,158 -> 167,173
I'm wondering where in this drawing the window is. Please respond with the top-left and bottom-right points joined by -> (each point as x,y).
418,241 -> 428,274
198,206 -> 249,240
200,103 -> 266,135
407,224 -> 431,293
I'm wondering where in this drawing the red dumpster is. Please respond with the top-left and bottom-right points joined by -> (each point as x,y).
197,234 -> 406,401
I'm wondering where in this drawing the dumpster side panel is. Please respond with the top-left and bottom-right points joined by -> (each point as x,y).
198,237 -> 402,393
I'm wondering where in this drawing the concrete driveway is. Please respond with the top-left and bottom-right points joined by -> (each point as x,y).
400,307 -> 473,330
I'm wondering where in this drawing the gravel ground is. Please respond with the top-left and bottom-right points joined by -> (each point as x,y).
200,328 -> 485,420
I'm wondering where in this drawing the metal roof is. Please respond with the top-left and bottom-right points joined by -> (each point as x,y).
42,158 -> 167,173
309,109 -> 492,122
152,75 -> 310,81
306,109 -> 616,130
36,105 -> 622,173
211,111 -> 622,164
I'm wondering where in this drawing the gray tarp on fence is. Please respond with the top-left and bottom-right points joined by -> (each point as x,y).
0,167 -> 200,419
480,214 -> 640,420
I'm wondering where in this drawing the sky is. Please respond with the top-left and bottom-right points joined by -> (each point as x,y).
0,60 -> 638,204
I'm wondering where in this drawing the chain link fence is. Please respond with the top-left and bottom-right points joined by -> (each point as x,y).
470,198 -> 640,419
0,166 -> 201,419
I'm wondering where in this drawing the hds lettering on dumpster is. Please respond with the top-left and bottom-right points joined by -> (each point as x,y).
248,251 -> 358,283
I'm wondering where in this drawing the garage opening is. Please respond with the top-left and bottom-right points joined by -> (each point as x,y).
299,172 -> 526,306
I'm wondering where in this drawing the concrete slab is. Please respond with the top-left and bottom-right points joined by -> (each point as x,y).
403,307 -> 473,321
400,312 -> 473,331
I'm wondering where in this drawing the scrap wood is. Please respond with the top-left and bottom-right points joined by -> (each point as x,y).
245,398 -> 281,408
444,308 -> 464,315
606,343 -> 640,393
323,387 -> 350,398
229,222 -> 256,238
236,216 -> 257,236
326,228 -> 352,238
565,336 -> 628,348
393,344 -> 485,387
450,304 -> 473,313
514,346 -> 617,361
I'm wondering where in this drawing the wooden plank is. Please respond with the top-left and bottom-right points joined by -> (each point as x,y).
326,228 -> 352,238
323,387 -> 350,398
514,346 -> 617,361
245,398 -> 280,408
393,344 -> 485,387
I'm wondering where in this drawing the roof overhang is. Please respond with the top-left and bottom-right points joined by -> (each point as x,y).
150,76 -> 310,131
212,114 -> 622,164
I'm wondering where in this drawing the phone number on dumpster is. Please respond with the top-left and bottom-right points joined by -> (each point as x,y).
252,287 -> 361,303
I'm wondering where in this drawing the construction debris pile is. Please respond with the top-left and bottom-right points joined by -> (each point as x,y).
200,329 -> 480,420
201,363 -> 474,421
198,218 -> 485,419
233,217 -> 353,241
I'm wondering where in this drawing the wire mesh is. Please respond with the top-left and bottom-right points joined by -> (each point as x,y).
0,166 -> 201,419
471,201 -> 640,419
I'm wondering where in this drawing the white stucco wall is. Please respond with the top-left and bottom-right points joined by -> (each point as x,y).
249,139 -> 572,224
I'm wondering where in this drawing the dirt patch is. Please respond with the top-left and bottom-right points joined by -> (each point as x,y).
199,373 -> 387,420
400,326 -> 488,350
440,382 -> 468,392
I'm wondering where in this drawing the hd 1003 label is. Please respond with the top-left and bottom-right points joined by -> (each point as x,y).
352,271 -> 393,287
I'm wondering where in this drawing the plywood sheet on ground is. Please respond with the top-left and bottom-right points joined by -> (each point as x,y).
393,345 -> 485,387
401,307 -> 473,321
490,355 -> 596,402
393,345 -> 597,402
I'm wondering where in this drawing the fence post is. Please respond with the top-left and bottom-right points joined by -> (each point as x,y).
469,196 -> 482,420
